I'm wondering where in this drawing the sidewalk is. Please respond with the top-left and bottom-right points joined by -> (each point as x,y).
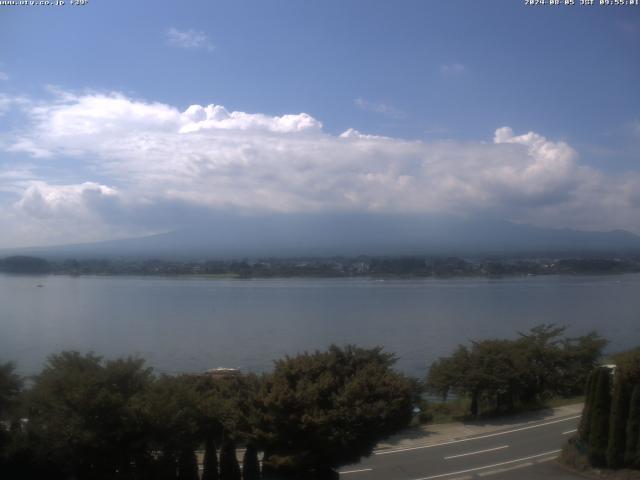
375,403 -> 584,453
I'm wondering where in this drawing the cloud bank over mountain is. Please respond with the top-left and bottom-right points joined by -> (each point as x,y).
1,89 -> 639,248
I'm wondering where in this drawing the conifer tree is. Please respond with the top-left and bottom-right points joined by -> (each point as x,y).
625,384 -> 640,468
607,374 -> 630,468
202,437 -> 220,480
588,367 -> 612,467
220,440 -> 241,480
242,444 -> 260,480
177,449 -> 199,480
579,369 -> 597,443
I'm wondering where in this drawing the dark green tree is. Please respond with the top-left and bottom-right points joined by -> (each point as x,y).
257,345 -> 413,476
426,326 -> 607,418
242,444 -> 260,480
0,362 -> 24,475
25,351 -> 154,479
0,361 -> 21,419
133,374 -> 202,470
578,369 -> 597,443
220,440 -> 241,480
612,348 -> 640,383
607,374 -> 630,468
202,437 -> 220,480
624,384 -> 640,468
178,448 -> 199,480
588,367 -> 612,467
516,324 -> 566,402
558,332 -> 608,397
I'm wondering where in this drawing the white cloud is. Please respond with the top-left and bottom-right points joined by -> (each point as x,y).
440,63 -> 466,76
16,181 -> 119,219
0,93 -> 28,116
0,72 -> 8,81
339,128 -> 389,140
180,104 -> 322,133
354,98 -> 406,119
2,89 -> 640,246
166,27 -> 214,51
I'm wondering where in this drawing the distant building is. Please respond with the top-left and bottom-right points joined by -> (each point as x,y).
205,367 -> 242,379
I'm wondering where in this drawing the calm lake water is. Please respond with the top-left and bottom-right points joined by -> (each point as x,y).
1,273 -> 640,378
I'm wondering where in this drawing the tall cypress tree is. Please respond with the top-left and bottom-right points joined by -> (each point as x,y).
607,374 -> 630,468
177,448 -> 199,480
588,367 -> 612,467
157,453 -> 179,480
202,437 -> 220,480
242,444 -> 260,480
220,440 -> 241,480
579,369 -> 597,443
625,384 -> 640,468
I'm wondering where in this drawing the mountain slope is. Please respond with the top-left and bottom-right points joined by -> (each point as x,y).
4,214 -> 640,259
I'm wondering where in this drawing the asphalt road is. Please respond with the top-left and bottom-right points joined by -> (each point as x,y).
339,414 -> 584,480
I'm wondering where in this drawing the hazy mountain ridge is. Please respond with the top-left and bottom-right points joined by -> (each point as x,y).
4,214 -> 640,260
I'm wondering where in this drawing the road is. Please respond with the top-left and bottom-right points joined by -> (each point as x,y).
339,414 -> 585,480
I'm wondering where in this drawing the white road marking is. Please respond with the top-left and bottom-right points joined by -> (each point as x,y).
339,468 -> 373,475
444,445 -> 508,460
562,429 -> 577,435
409,449 -> 562,480
375,415 -> 580,456
477,461 -> 533,477
535,456 -> 559,463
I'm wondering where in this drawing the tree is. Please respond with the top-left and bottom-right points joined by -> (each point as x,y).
0,362 -> 24,475
25,351 -> 154,479
578,369 -> 597,443
607,373 -> 630,468
219,440 -> 241,480
426,346 -> 470,402
426,326 -> 608,418
558,332 -> 608,396
242,444 -> 260,480
612,348 -> 640,383
257,345 -> 414,477
624,385 -> 640,468
0,361 -> 22,420
588,367 -> 612,467
134,374 -> 202,468
178,448 -> 199,480
0,255 -> 50,274
202,437 -> 220,480
516,324 -> 566,402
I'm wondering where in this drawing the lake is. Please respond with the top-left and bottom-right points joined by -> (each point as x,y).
1,273 -> 640,378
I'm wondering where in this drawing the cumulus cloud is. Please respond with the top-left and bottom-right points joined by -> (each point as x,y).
180,104 -> 322,133
339,128 -> 389,140
1,89 -> 640,247
166,27 -> 214,51
16,181 -> 118,219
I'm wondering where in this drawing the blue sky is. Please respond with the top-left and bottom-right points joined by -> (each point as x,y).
0,0 -> 639,247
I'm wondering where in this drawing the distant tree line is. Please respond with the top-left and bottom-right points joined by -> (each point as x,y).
0,256 -> 50,274
426,325 -> 607,417
575,348 -> 640,470
0,346 -> 415,480
2,255 -> 640,278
